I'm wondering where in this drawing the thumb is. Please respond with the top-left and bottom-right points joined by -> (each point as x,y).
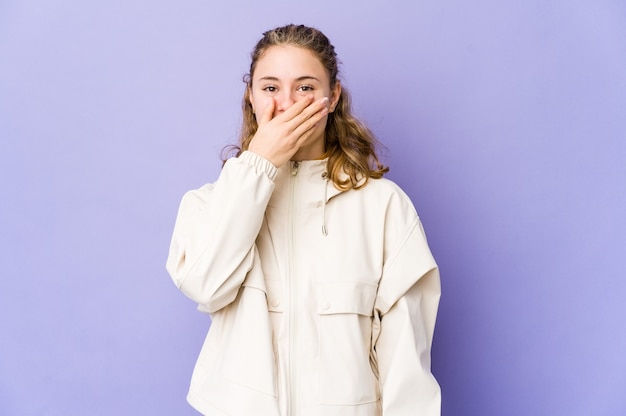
258,98 -> 275,125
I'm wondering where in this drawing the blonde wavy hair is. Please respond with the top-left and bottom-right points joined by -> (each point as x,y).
224,24 -> 388,190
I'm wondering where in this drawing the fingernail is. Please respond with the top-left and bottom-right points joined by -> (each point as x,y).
320,97 -> 329,105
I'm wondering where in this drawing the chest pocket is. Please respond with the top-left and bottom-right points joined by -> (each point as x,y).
317,280 -> 380,405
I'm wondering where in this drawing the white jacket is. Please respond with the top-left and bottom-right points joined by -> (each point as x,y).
167,151 -> 441,416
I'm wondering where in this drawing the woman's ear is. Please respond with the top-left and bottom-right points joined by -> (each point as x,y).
329,82 -> 341,112
247,86 -> 255,114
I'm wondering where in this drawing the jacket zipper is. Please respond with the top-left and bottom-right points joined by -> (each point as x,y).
288,160 -> 299,416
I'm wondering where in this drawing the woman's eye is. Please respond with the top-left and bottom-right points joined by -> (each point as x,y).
297,85 -> 314,92
262,86 -> 277,93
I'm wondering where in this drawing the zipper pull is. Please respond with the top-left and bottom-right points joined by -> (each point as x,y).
291,161 -> 300,176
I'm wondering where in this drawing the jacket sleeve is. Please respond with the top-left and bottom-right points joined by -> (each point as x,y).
165,151 -> 277,313
372,196 -> 442,415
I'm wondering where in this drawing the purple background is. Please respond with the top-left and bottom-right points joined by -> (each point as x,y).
1,1 -> 625,415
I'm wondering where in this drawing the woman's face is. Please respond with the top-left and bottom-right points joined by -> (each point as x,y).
249,45 -> 340,156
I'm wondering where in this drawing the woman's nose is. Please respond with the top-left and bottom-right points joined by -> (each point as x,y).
275,91 -> 297,113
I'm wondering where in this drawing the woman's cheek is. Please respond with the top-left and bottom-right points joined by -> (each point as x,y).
317,115 -> 330,135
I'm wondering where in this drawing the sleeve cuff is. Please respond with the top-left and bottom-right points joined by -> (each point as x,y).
239,151 -> 278,181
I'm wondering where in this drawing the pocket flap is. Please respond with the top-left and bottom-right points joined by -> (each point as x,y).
317,281 -> 377,316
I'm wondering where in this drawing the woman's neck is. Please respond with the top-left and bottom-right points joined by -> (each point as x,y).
290,141 -> 325,161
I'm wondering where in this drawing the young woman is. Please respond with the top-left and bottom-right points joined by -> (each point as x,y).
167,24 -> 441,416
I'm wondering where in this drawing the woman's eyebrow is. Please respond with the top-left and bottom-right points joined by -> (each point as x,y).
295,76 -> 320,82
257,75 -> 321,82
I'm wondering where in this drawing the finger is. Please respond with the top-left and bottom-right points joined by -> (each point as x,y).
291,100 -> 329,138
275,94 -> 314,122
288,97 -> 329,133
258,98 -> 275,125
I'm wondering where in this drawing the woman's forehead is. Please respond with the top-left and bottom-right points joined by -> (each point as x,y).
253,45 -> 328,82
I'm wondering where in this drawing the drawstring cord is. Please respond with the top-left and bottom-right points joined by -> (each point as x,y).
321,172 -> 329,236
